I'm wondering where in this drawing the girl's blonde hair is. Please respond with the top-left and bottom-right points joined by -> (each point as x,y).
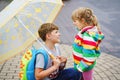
72,7 -> 100,31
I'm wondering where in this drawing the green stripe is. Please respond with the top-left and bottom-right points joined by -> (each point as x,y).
73,44 -> 82,53
73,43 -> 100,57
77,61 -> 96,72
82,49 -> 100,57
83,32 -> 90,37
83,32 -> 104,41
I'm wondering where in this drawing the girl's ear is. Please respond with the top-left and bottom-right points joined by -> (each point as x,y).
81,18 -> 85,23
81,18 -> 87,26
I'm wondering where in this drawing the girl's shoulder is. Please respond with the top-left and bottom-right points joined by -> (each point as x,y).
86,27 -> 104,41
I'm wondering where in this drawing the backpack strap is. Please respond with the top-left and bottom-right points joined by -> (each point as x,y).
36,48 -> 48,69
26,48 -> 48,80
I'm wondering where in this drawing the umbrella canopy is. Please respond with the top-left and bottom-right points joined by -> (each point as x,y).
0,0 -> 63,63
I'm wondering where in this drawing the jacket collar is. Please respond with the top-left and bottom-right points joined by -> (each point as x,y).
81,26 -> 93,34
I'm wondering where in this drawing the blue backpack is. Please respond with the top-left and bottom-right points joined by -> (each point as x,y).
19,47 -> 48,80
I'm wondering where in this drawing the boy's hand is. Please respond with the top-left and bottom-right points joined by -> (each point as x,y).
57,56 -> 67,70
52,57 -> 61,69
57,56 -> 67,63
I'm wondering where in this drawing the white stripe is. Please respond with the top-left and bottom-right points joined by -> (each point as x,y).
83,36 -> 95,42
83,57 -> 97,62
76,65 -> 83,72
73,51 -> 83,58
87,26 -> 98,32
77,32 -> 95,42
73,50 -> 97,62
77,32 -> 83,38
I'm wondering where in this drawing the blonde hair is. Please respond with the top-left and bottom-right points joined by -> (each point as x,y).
72,7 -> 100,31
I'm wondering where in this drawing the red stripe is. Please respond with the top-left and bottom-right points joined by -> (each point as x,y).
75,35 -> 82,40
81,26 -> 93,33
75,35 -> 97,47
73,53 -> 82,61
72,53 -> 94,63
83,40 -> 97,46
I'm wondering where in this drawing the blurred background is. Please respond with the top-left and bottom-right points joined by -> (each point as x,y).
0,0 -> 120,80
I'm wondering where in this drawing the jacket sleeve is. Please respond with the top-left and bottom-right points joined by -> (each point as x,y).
76,31 -> 104,72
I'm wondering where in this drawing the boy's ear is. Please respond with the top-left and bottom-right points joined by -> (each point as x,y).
46,33 -> 51,40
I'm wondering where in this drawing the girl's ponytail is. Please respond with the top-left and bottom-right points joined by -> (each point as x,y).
92,15 -> 101,31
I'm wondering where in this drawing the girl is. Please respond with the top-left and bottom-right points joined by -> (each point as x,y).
71,7 -> 104,80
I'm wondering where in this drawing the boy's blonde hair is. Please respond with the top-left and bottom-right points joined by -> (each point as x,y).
72,7 -> 100,31
38,23 -> 58,41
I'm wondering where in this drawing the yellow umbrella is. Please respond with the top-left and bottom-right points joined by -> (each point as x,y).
0,0 -> 63,63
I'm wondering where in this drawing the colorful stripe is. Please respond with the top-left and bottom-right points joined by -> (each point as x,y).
72,26 -> 104,72
73,52 -> 94,64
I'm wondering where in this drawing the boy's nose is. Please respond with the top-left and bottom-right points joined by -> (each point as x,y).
58,32 -> 61,36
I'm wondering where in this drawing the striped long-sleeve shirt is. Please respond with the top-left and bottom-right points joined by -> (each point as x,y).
72,26 -> 104,72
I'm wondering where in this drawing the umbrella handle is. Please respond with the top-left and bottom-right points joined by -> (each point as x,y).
49,54 -> 55,59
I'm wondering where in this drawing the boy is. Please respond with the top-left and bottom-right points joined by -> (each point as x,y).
35,23 -> 82,80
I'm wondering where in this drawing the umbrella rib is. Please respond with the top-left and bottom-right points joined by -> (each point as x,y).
15,16 -> 52,56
